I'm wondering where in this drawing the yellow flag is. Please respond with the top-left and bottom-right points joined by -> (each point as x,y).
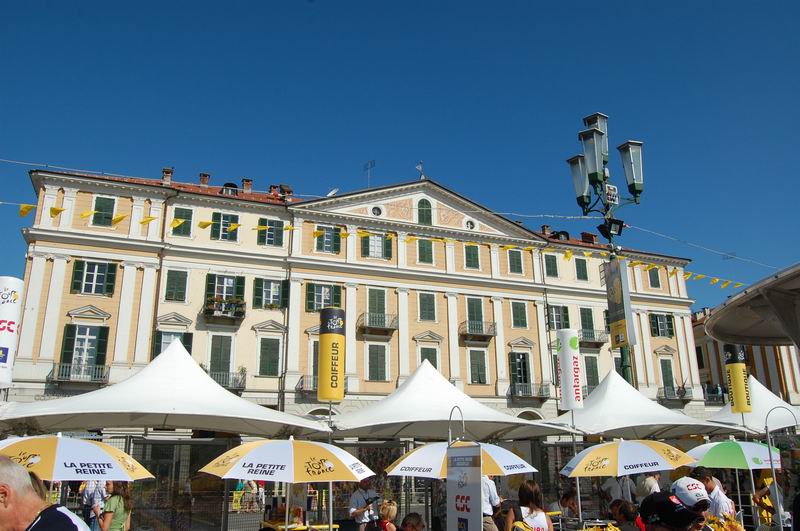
628,260 -> 643,267
694,274 -> 707,281
501,244 -> 517,251
80,209 -> 98,219
710,277 -> 720,285
284,224 -> 295,231
111,214 -> 128,226
198,221 -> 213,229
18,204 -> 35,217
583,251 -> 592,258
312,230 -> 324,238
683,272 -> 693,280
356,230 -> 372,237
170,218 -> 186,229
616,255 -> 627,260
669,268 -> 678,277
644,264 -> 658,271
733,282 -> 744,289
49,207 -> 66,218
406,235 -> 418,243
430,237 -> 445,243
522,246 -> 534,251
541,246 -> 554,253
139,216 -> 157,225
720,280 -> 732,289
599,251 -> 609,257
563,250 -> 573,261
385,233 -> 394,241
340,231 -> 350,238
227,223 -> 241,232
252,225 -> 268,231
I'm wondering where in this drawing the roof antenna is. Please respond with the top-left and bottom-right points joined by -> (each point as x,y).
326,188 -> 339,197
363,160 -> 375,189
416,160 -> 426,180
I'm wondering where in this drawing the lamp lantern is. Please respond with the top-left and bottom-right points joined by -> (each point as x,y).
567,155 -> 590,212
578,128 -> 606,186
618,140 -> 644,202
583,112 -> 609,162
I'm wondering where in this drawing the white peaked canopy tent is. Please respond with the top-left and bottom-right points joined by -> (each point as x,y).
708,375 -> 800,434
508,369 -> 738,439
0,341 -> 328,437
331,360 -> 578,440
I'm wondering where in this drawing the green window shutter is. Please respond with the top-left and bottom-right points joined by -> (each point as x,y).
332,285 -> 342,308
361,235 -> 370,257
210,212 -> 221,240
181,332 -> 193,354
280,279 -> 289,308
666,315 -> 675,337
273,221 -> 284,246
234,276 -> 245,299
71,260 -> 85,293
418,240 -> 433,263
257,218 -> 268,246
92,197 -> 115,226
470,351 -> 486,384
465,245 -> 479,269
315,227 -> 324,252
418,199 -> 432,226
95,326 -> 109,366
649,267 -> 661,288
561,306 -> 570,328
586,357 -> 599,387
253,278 -> 264,309
545,254 -> 558,277
332,228 -> 341,253
576,258 -> 588,281
205,273 -> 216,299
172,208 -> 192,236
604,310 -> 610,332
369,345 -> 385,380
383,235 -> 392,259
152,331 -> 163,359
104,263 -> 117,296
580,308 -> 594,330
650,315 -> 659,336
61,324 -> 77,365
165,271 -> 176,301
260,338 -> 280,376
228,214 -> 239,242
174,271 -> 187,301
306,283 -> 316,311
509,250 -> 523,274
509,353 -> 519,383
420,347 -> 437,367
419,293 -> 435,321
512,302 -> 527,328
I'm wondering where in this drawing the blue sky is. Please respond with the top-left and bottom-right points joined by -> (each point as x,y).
1,1 -> 797,310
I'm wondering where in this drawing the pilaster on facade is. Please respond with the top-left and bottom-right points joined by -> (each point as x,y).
396,288 -> 410,383
679,314 -> 703,398
445,241 -> 456,275
285,278 -> 304,390
147,200 -> 164,241
59,188 -> 78,230
109,262 -> 140,383
345,225 -> 357,264
39,185 -> 59,229
344,282 -> 359,392
397,232 -> 407,269
290,217 -> 304,257
17,253 -> 47,362
489,244 -> 500,279
535,303 -> 552,385
129,197 -> 146,238
491,296 -> 509,396
532,251 -> 543,284
635,311 -> 657,386
38,254 -> 70,362
445,292 -> 462,389
132,264 -> 159,367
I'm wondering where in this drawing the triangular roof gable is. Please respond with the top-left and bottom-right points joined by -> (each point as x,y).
291,179 -> 534,240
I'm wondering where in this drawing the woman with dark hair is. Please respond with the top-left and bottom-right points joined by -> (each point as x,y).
504,480 -> 553,531
100,480 -> 132,531
614,501 -> 640,531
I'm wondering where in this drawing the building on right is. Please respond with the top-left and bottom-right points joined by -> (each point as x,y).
692,307 -> 800,407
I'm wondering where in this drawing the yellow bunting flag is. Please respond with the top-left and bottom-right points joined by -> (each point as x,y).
628,260 -> 643,267
583,251 -> 592,258
501,244 -> 517,250
340,231 -> 350,238
284,225 -> 295,231
227,223 -> 241,232
669,268 -> 679,277
599,251 -> 609,257
49,207 -> 66,218
683,272 -> 693,280
523,246 -> 535,251
356,230 -> 371,237
733,282 -> 744,289
139,216 -> 157,225
385,234 -> 394,241
312,230 -> 324,238
644,264 -> 658,271
170,218 -> 186,229
111,214 -> 128,226
563,250 -> 573,261
252,225 -> 268,231
198,221 -> 213,229
406,235 -> 418,243
18,204 -> 35,217
693,274 -> 707,281
710,277 -> 720,285
80,210 -> 98,219
542,246 -> 554,253
720,280 -> 732,289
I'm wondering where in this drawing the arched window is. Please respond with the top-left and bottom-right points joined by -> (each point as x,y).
417,199 -> 432,226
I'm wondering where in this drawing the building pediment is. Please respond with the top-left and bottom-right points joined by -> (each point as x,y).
508,337 -> 536,348
67,305 -> 111,323
252,320 -> 287,333
413,330 -> 445,343
157,312 -> 193,327
305,325 -> 320,336
654,345 -> 678,356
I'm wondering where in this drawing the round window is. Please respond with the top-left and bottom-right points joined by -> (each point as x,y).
371,206 -> 383,216
465,220 -> 476,230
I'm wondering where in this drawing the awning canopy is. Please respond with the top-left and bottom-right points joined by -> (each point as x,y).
707,375 -> 800,434
332,360 -> 577,440
705,262 -> 800,348
514,369 -> 742,439
0,340 -> 329,437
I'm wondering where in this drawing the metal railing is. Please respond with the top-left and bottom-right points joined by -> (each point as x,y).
510,382 -> 551,398
358,312 -> 399,330
657,386 -> 693,400
581,384 -> 598,397
578,329 -> 609,343
51,363 -> 109,383
204,300 -> 246,320
704,393 -> 726,405
210,370 -> 246,390
458,320 -> 497,336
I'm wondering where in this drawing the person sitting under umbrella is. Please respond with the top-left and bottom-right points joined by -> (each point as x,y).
690,467 -> 734,518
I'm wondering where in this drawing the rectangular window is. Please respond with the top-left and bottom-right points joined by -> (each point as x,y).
92,197 -> 115,227
368,288 -> 386,315
466,297 -> 483,332
368,235 -> 384,258
604,310 -> 610,333
165,270 -> 188,302
418,293 -> 436,321
82,262 -> 108,295
469,350 -> 487,384
71,261 -> 117,296
153,331 -> 192,358
360,233 -> 392,260
215,275 -> 237,299
209,335 -> 232,374
420,347 -> 437,368
259,337 -> 281,376
585,356 -> 599,388
305,283 -> 342,311
258,219 -> 285,247
219,213 -> 239,242
417,240 -> 434,264
254,279 -> 282,308
575,258 -> 589,281
73,325 -> 100,366
649,314 -> 675,338
614,356 -> 624,376
464,245 -> 480,269
509,352 -> 530,385
580,307 -> 595,331
511,301 -> 527,328
660,358 -> 675,389
695,346 -> 706,370
368,344 -> 387,381
547,305 -> 570,329
544,254 -> 558,277
648,267 -> 662,288
315,226 -> 341,254
172,208 -> 193,236
508,249 -> 523,274
59,324 -> 110,381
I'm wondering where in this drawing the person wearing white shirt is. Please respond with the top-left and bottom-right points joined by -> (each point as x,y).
601,476 -> 635,503
482,476 -> 501,531
349,478 -> 380,531
692,467 -> 735,518
635,472 -> 661,502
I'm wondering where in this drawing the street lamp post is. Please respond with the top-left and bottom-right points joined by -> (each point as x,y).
566,113 -> 645,386
764,406 -> 798,530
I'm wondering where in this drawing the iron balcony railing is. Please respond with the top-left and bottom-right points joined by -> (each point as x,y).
210,370 -> 246,390
581,384 -> 598,397
704,392 -> 725,405
296,375 -> 348,393
657,386 -> 693,401
578,329 -> 609,344
203,300 -> 245,320
51,363 -> 109,384
458,320 -> 497,337
358,312 -> 399,330
510,382 -> 551,398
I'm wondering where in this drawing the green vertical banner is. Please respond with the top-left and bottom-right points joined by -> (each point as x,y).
318,308 -> 346,402
724,344 -> 752,413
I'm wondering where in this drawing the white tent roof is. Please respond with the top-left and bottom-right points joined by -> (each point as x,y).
707,375 -> 800,434
331,360 -> 577,440
0,340 -> 328,437
511,369 -> 739,439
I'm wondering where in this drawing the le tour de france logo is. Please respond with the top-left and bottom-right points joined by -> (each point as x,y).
305,456 -> 335,476
326,315 -> 344,332
583,456 -> 610,473
0,287 -> 19,305
10,450 -> 41,468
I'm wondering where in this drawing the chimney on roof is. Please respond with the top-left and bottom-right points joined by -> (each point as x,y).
161,167 -> 173,185
541,224 -> 551,235
199,173 -> 210,188
269,184 -> 280,197
581,232 -> 598,244
242,178 -> 253,193
279,184 -> 293,197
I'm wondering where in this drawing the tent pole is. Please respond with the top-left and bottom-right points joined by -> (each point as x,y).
328,401 -> 334,531
741,417 -> 761,528
286,481 -> 291,531
735,471 -> 743,527
571,410 -> 582,521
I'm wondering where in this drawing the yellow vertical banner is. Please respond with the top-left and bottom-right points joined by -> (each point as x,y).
318,308 -> 346,403
724,344 -> 752,413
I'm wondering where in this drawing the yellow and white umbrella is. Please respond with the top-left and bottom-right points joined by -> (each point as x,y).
561,439 -> 695,478
0,435 -> 153,482
199,436 -> 374,482
385,441 -> 537,479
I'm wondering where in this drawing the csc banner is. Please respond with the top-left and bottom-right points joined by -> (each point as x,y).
317,308 -> 346,403
447,442 -> 482,531
557,328 -> 584,410
0,277 -> 23,389
724,344 -> 752,413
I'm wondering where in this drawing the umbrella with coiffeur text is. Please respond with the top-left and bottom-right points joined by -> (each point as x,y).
385,441 -> 537,479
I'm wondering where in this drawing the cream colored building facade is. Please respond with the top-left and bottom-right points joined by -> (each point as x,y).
10,169 -> 710,422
